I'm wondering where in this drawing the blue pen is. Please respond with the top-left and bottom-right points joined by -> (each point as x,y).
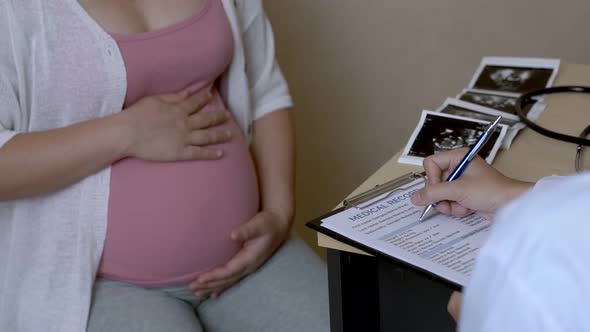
418,115 -> 502,222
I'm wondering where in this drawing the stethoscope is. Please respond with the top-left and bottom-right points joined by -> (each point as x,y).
515,86 -> 590,173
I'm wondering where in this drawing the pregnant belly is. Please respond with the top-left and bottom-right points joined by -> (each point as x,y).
99,115 -> 259,287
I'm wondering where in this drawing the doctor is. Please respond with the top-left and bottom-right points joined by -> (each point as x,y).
411,148 -> 590,331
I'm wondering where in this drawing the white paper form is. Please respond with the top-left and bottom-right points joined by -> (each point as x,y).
322,179 -> 491,287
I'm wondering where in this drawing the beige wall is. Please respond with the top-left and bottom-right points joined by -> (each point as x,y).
263,0 -> 590,255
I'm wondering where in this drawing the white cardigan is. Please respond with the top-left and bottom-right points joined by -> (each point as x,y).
0,1 -> 293,331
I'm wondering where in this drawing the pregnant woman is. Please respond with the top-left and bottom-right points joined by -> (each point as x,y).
0,1 -> 328,331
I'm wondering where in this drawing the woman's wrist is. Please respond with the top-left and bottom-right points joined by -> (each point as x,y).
110,110 -> 138,159
263,204 -> 294,230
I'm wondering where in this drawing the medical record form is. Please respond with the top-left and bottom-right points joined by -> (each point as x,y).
317,178 -> 490,288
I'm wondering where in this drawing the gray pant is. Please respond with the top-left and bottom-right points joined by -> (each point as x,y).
87,236 -> 330,332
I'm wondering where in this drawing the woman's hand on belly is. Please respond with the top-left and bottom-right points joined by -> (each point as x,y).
120,88 -> 232,161
188,210 -> 290,298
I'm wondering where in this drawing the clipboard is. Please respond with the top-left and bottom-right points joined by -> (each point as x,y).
306,171 -> 463,291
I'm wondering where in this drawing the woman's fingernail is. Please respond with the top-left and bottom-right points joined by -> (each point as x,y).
216,150 -> 223,158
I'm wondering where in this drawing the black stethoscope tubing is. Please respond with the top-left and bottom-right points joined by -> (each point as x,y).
515,86 -> 590,146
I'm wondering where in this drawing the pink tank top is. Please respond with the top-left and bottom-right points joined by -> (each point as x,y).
98,0 -> 259,287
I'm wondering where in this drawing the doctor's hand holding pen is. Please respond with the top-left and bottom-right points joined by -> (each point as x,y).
411,148 -> 534,221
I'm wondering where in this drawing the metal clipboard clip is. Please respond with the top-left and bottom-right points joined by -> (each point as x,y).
343,172 -> 426,210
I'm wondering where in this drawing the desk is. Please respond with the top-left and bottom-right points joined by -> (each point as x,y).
318,64 -> 590,332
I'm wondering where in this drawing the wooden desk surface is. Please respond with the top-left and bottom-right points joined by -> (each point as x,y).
318,63 -> 590,254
